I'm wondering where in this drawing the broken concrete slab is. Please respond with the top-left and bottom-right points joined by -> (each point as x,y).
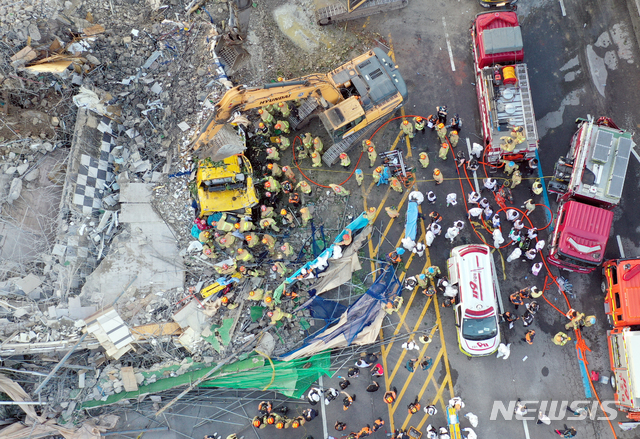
172,300 -> 207,334
13,273 -> 42,294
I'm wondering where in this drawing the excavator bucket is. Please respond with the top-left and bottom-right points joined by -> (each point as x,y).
195,124 -> 246,161
215,41 -> 250,74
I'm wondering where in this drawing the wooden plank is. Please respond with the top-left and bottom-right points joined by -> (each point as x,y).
83,24 -> 105,36
130,322 -> 182,340
121,366 -> 138,392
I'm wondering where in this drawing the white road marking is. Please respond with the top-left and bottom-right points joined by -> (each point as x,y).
617,235 -> 626,258
319,375 -> 328,439
442,17 -> 456,72
523,419 -> 531,439
466,137 -> 479,192
631,146 -> 640,164
636,0 -> 640,18
559,0 -> 567,16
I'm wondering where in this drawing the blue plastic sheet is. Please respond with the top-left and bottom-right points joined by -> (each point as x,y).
280,264 -> 401,359
377,166 -> 390,186
405,201 -> 418,242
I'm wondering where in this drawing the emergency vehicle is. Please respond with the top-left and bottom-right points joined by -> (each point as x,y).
447,244 -> 502,356
607,327 -> 640,420
603,258 -> 640,328
547,117 -> 635,273
471,10 -> 538,165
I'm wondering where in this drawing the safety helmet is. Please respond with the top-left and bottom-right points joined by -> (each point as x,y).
434,168 -> 441,175
203,231 -> 211,238
340,153 -> 347,159
420,152 -> 427,158
249,290 -> 256,297
266,148 -> 273,154
234,223 -> 240,229
451,130 -> 458,135
265,191 -> 272,197
259,122 -> 265,128
403,120 -> 409,125
275,137 -> 281,143
312,153 -> 317,158
278,77 -> 284,82
282,166 -> 289,171
258,109 -> 264,114
239,266 -> 246,272
355,169 -> 362,175
438,123 -> 444,128
280,209 -> 287,215
262,237 -> 268,244
265,181 -> 271,188
272,264 -> 278,271
275,123 -> 282,129
221,296 -> 229,305
416,117 -> 422,122
385,395 -> 394,403
368,207 -> 375,213
275,421 -> 284,429
267,311 -> 274,318
267,415 -> 275,424
245,235 -> 252,241
281,245 -> 287,251
366,140 -> 372,145
278,102 -> 285,107
261,205 -> 267,212
222,263 -> 229,269
368,146 -> 374,152
375,166 -> 382,173
203,248 -> 212,255
265,296 -> 272,303
253,418 -> 262,427
292,420 -> 300,428
314,138 -> 319,143
267,163 -> 273,169
237,248 -> 243,253
220,238 -> 227,243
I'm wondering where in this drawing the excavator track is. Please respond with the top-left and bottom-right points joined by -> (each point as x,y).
315,0 -> 408,26
288,97 -> 321,131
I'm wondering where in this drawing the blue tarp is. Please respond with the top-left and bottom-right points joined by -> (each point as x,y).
280,264 -> 401,359
405,201 -> 418,242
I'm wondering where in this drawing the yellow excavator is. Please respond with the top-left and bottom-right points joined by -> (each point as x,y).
193,47 -> 407,166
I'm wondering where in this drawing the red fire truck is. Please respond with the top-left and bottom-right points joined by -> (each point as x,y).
547,117 -> 635,273
471,10 -> 539,165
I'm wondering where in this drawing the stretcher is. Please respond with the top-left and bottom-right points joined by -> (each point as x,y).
447,406 -> 462,439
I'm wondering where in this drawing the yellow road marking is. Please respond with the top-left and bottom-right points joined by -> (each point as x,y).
399,347 -> 446,430
415,374 -> 452,430
372,189 -> 412,256
390,324 -> 441,417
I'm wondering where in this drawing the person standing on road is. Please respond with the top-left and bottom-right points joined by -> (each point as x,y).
414,116 -> 426,135
402,120 -> 415,138
408,397 -> 421,415
437,106 -> 448,124
366,381 -> 380,392
523,329 -> 536,345
502,311 -> 519,329
555,426 -> 577,438
509,291 -> 525,310
341,392 -> 356,411
335,421 -> 347,431
383,387 -> 398,404
437,123 -> 448,143
302,408 -> 317,422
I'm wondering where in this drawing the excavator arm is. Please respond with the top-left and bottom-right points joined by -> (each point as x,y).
193,76 -> 343,153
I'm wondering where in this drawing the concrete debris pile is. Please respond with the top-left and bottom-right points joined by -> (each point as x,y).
0,0 -> 379,433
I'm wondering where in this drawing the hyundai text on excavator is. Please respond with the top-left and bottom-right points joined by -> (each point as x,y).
193,47 -> 407,166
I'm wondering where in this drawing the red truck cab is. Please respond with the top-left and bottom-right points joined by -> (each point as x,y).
547,201 -> 613,273
473,11 -> 524,68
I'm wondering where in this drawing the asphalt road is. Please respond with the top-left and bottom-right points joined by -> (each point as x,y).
113,0 -> 640,438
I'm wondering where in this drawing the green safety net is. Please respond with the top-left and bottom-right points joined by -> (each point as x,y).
200,351 -> 330,398
80,351 -> 330,409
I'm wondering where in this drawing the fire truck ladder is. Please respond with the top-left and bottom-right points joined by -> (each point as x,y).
515,64 -> 538,143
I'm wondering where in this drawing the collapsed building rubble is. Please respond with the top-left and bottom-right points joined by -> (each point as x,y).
0,0 -> 397,435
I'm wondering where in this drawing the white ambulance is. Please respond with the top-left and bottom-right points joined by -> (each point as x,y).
447,244 -> 502,356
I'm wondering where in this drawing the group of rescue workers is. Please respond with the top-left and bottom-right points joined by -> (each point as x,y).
195,96 -> 581,439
